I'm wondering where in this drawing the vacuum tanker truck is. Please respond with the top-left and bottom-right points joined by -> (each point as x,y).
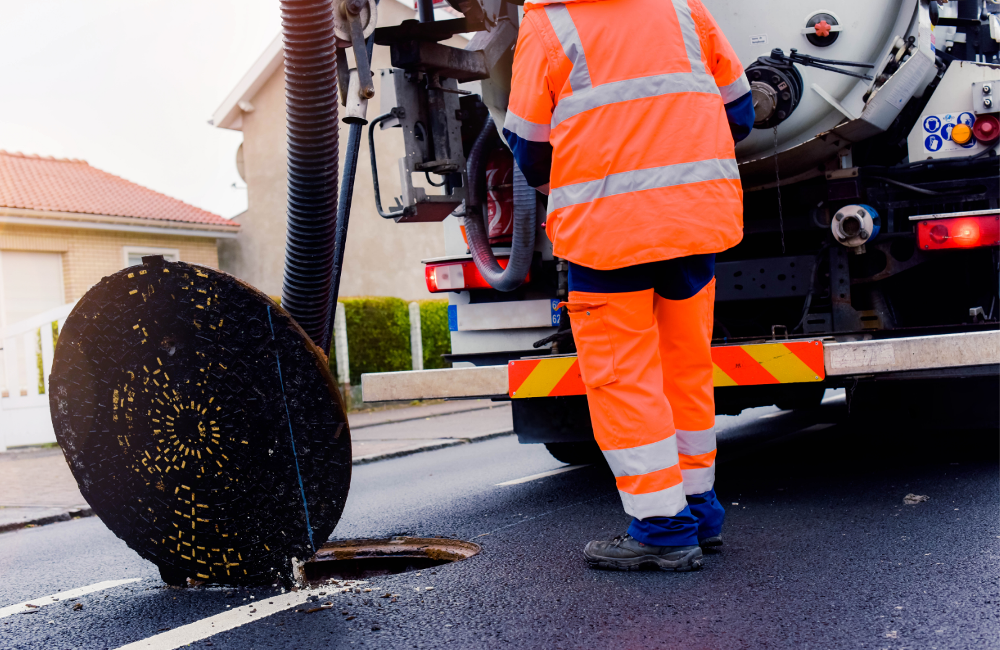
46,0 -> 999,586
358,0 -> 1000,463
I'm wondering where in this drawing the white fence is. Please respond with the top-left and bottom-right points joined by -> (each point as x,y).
0,299 -> 428,449
0,301 -> 76,451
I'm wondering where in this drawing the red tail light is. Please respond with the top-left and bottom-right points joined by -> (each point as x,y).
425,259 -> 529,293
916,213 -> 1000,250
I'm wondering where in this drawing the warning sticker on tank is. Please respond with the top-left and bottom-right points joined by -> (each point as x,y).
921,112 -> 977,153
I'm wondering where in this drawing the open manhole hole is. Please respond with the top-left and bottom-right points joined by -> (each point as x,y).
303,537 -> 481,581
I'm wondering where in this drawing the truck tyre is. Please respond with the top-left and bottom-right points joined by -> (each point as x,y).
544,441 -> 604,465
773,384 -> 826,411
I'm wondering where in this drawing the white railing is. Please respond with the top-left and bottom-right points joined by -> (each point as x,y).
0,301 -> 77,451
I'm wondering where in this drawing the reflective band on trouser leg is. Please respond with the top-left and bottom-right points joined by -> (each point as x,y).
654,279 -> 717,495
619,482 -> 689,521
566,289 -> 688,521
677,438 -> 717,495
607,440 -> 689,520
605,436 -> 688,518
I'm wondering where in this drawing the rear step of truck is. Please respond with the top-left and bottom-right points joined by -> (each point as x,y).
361,331 -> 999,402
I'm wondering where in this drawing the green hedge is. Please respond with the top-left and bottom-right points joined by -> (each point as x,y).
328,297 -> 451,384
418,300 -> 450,371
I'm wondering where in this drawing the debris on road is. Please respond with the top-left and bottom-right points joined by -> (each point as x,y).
72,603 -> 83,611
903,494 -> 929,505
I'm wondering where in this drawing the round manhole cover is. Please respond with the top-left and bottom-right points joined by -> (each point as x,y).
49,257 -> 351,585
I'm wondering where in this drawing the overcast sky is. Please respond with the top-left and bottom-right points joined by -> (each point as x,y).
0,0 -> 282,219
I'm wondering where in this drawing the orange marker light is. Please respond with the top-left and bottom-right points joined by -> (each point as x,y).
951,123 -> 973,145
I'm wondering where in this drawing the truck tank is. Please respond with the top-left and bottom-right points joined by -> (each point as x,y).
475,0 -> 931,184
716,0 -> 920,161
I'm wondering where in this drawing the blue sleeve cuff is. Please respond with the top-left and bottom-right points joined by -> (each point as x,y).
724,91 -> 755,143
503,128 -> 552,188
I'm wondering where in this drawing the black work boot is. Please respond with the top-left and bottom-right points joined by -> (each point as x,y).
584,534 -> 703,571
699,534 -> 723,549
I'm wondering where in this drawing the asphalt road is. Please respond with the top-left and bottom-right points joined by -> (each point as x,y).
1,393 -> 997,650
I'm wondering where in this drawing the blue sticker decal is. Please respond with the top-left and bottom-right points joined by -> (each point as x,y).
940,123 -> 954,140
550,299 -> 561,327
958,112 -> 975,126
923,116 -> 941,133
447,304 -> 458,332
961,136 -> 977,149
924,134 -> 943,152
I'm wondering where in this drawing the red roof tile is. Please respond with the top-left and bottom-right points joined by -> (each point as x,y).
0,151 -> 236,228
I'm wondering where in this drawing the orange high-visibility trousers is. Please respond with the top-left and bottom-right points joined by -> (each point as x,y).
566,280 -> 716,519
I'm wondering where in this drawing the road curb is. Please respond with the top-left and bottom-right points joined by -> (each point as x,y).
0,507 -> 94,534
352,429 -> 514,465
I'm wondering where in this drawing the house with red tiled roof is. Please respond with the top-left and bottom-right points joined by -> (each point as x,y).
0,150 -> 239,329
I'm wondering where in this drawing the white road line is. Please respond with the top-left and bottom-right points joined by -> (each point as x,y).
759,411 -> 787,419
798,423 -> 837,433
496,465 -> 588,486
114,591 -> 310,650
0,578 -> 141,618
115,583 -> 364,650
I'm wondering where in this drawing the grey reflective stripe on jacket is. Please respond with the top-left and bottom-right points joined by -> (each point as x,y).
547,0 -> 719,129
548,158 -> 740,214
718,75 -> 751,104
543,4 -> 592,93
503,111 -> 551,143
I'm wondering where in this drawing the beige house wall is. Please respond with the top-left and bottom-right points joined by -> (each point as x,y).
219,1 -> 457,300
0,224 -> 219,303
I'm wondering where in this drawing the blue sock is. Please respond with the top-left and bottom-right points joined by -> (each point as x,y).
627,505 -> 700,547
686,489 -> 725,539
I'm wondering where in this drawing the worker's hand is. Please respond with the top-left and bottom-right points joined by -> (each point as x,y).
536,183 -> 550,196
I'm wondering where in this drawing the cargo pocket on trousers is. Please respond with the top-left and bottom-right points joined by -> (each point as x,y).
565,300 -> 618,388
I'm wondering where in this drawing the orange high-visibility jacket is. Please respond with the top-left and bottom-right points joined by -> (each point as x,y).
505,0 -> 749,270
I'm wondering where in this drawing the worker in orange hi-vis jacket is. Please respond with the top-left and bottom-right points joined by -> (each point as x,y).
503,0 -> 755,571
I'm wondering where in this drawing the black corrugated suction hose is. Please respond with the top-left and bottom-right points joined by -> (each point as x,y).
464,116 -> 537,292
279,0 -> 341,351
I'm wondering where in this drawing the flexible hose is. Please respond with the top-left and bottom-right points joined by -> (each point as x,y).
279,0 -> 341,351
464,116 -> 536,292
326,30 -> 377,346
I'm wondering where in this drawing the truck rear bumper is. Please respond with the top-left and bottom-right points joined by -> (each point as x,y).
361,330 -> 999,402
